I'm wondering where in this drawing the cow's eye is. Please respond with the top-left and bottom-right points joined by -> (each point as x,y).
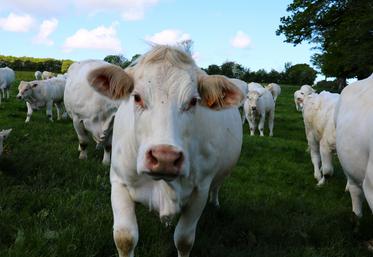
133,93 -> 145,108
185,97 -> 198,111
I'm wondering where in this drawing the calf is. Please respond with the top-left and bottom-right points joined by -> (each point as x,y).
35,71 -> 42,80
302,91 -> 339,186
87,45 -> 243,257
244,86 -> 275,136
16,78 -> 66,123
64,60 -> 121,165
0,67 -> 15,104
42,71 -> 54,80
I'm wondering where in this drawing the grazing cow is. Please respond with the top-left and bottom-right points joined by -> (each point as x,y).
0,129 -> 12,156
229,78 -> 248,123
35,71 -> 42,80
265,83 -> 281,102
42,71 -> 54,80
294,85 -> 315,111
335,74 -> 373,221
64,60 -> 121,165
0,67 -> 15,104
302,91 -> 339,186
16,78 -> 66,123
244,86 -> 275,136
87,45 -> 244,257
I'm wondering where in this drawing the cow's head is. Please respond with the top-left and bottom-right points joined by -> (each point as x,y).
88,46 -> 243,181
294,90 -> 304,111
0,129 -> 12,156
17,81 -> 37,100
247,90 -> 263,114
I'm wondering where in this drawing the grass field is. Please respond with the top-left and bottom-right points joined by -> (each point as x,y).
0,71 -> 372,257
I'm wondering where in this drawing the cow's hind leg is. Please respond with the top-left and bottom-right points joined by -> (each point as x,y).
112,182 -> 138,257
174,188 -> 209,257
54,103 -> 62,120
102,144 -> 111,165
6,89 -> 9,99
318,139 -> 334,186
73,118 -> 90,160
46,100 -> 53,121
268,109 -> 275,137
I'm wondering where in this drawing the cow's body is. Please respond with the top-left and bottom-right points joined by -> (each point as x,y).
244,87 -> 275,136
87,46 -> 243,257
64,60 -> 121,164
0,67 -> 15,103
265,83 -> 281,102
34,71 -> 42,80
42,71 -> 54,80
17,78 -> 66,123
229,78 -> 248,123
335,74 -> 373,218
303,91 -> 339,186
294,85 -> 315,111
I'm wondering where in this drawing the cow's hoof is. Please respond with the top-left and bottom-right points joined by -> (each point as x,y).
79,152 -> 88,160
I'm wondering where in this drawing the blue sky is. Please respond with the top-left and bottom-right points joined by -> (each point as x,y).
0,0 -> 316,73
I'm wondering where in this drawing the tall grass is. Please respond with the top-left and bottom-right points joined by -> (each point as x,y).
0,72 -> 371,257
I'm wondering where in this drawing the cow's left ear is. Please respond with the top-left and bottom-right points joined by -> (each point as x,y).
88,64 -> 134,100
197,75 -> 244,110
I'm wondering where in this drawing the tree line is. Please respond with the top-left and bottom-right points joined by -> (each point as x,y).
0,55 -> 74,74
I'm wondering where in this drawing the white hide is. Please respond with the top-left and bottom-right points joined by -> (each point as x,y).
244,87 -> 275,136
294,85 -> 315,111
229,78 -> 248,123
88,46 -> 243,257
302,91 -> 339,186
265,83 -> 281,102
0,67 -> 15,103
335,74 -> 373,218
34,71 -> 42,80
0,129 -> 12,156
41,71 -> 54,80
16,78 -> 66,123
64,60 -> 120,164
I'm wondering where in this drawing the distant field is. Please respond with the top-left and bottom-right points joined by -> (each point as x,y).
0,71 -> 372,257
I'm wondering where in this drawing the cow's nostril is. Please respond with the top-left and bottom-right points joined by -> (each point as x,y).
148,150 -> 158,166
174,153 -> 184,168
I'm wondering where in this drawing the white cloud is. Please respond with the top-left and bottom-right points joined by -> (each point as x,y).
74,0 -> 160,21
1,0 -> 67,15
33,18 -> 58,46
63,23 -> 122,53
145,29 -> 191,45
0,12 -> 35,32
230,31 -> 251,49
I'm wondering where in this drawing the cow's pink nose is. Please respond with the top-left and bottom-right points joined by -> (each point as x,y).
145,145 -> 184,177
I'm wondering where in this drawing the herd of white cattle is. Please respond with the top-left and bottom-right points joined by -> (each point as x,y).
0,45 -> 372,256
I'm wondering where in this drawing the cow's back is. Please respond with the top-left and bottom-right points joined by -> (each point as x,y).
0,67 -> 15,88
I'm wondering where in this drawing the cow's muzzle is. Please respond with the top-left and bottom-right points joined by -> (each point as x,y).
144,144 -> 184,181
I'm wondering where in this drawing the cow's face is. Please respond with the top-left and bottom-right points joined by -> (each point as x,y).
0,129 -> 11,156
247,91 -> 262,114
17,81 -> 35,99
294,90 -> 305,111
88,46 -> 243,181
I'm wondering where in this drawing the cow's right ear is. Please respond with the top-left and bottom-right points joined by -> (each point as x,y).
88,64 -> 134,100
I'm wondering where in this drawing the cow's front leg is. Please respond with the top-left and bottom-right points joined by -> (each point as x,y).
247,116 -> 255,136
174,187 -> 209,257
46,101 -> 53,121
54,103 -> 62,120
258,112 -> 265,136
25,102 -> 33,123
112,182 -> 138,257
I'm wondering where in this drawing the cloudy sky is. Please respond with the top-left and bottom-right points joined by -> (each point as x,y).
0,0 -> 315,72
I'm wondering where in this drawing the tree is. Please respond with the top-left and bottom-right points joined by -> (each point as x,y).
285,64 -> 317,85
61,60 -> 74,73
206,64 -> 221,75
277,0 -> 373,87
104,54 -> 129,68
220,61 -> 235,78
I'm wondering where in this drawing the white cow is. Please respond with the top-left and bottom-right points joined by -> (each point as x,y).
294,85 -> 315,111
0,129 -> 12,156
64,60 -> 121,165
87,45 -> 244,257
265,83 -> 281,102
0,67 -> 15,103
42,71 -> 54,80
335,74 -> 373,220
302,91 -> 339,186
34,71 -> 42,80
229,78 -> 248,123
244,86 -> 275,136
16,78 -> 66,123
